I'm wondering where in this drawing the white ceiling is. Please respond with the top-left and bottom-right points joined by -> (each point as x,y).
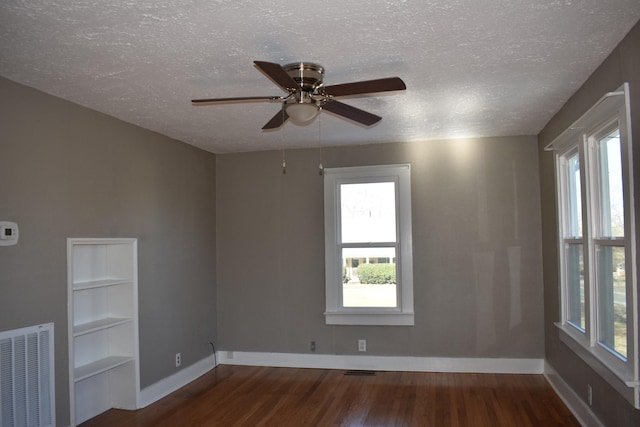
1,1 -> 639,153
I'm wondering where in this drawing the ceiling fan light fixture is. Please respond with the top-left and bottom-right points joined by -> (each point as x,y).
286,102 -> 319,123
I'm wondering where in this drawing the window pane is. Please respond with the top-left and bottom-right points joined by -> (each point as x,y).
340,182 -> 396,243
598,129 -> 624,238
342,247 -> 397,307
566,153 -> 583,237
566,244 -> 585,330
597,245 -> 626,359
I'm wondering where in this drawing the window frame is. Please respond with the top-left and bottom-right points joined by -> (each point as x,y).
323,164 -> 414,326
557,144 -> 589,338
551,83 -> 639,408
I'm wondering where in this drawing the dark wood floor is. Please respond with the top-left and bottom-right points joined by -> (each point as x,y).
81,365 -> 580,426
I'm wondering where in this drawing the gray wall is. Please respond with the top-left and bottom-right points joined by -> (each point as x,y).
538,20 -> 640,426
0,77 -> 218,426
216,137 -> 544,358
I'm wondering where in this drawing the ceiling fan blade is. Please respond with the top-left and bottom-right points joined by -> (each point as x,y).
323,77 -> 406,97
254,61 -> 299,92
322,100 -> 381,126
192,96 -> 284,105
262,108 -> 289,130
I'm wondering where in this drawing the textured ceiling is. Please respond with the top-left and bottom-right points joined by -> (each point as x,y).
1,1 -> 639,153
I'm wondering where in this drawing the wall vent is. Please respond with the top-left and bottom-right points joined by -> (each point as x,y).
0,323 -> 55,427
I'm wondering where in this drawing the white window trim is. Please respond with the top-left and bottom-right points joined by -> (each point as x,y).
550,83 -> 639,408
323,164 -> 414,326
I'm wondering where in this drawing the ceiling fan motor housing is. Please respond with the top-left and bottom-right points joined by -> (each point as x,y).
283,62 -> 325,92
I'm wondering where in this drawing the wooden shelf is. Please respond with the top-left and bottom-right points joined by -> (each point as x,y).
74,356 -> 134,382
73,317 -> 133,337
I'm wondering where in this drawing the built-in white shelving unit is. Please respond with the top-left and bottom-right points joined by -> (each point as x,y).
67,238 -> 140,426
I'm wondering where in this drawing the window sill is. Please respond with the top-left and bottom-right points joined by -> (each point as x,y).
324,311 -> 414,326
556,322 -> 639,409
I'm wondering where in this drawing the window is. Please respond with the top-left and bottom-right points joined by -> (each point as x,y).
324,164 -> 414,325
561,148 -> 586,331
551,84 -> 638,408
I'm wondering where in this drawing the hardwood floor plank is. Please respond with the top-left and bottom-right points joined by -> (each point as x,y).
81,365 -> 580,427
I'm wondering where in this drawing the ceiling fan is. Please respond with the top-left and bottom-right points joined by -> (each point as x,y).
191,61 -> 406,130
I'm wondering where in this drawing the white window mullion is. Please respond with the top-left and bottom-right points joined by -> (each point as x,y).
584,138 -> 598,347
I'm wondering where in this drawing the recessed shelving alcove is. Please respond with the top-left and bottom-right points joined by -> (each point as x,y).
67,238 -> 140,425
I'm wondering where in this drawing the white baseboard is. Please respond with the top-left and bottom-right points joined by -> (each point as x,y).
139,354 -> 217,408
218,351 -> 544,374
544,361 -> 604,427
138,352 -> 544,410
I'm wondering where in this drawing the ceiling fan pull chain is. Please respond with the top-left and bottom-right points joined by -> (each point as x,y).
318,114 -> 324,176
281,108 -> 287,175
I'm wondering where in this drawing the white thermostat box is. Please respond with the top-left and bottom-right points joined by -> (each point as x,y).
0,221 -> 19,246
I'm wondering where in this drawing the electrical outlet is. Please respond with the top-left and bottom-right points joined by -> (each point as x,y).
587,384 -> 592,406
358,339 -> 366,352
175,352 -> 181,367
310,341 -> 316,352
